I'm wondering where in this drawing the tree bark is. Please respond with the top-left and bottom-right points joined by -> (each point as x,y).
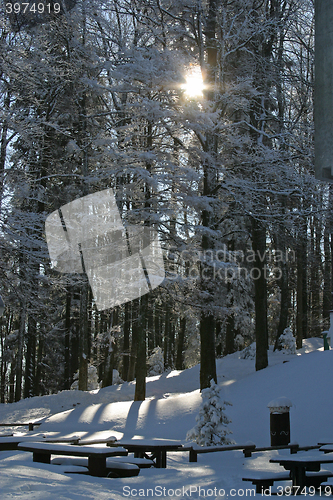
64,285 -> 72,390
24,314 -> 36,398
175,317 -> 186,370
15,301 -> 26,401
134,296 -> 147,401
198,0 -> 219,390
252,218 -> 268,371
121,302 -> 131,382
78,279 -> 89,391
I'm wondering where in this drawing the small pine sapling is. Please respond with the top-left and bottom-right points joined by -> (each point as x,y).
186,379 -> 234,446
278,327 -> 296,354
147,346 -> 164,376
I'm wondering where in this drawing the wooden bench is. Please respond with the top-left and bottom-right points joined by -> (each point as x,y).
305,470 -> 333,489
187,443 -> 322,462
53,454 -> 154,470
17,442 -> 131,477
0,435 -> 80,451
188,444 -> 256,462
107,439 -> 184,468
243,471 -> 291,493
243,470 -> 333,494
0,422 -> 41,431
250,444 -> 321,455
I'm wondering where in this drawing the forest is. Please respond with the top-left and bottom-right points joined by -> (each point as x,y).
0,0 -> 322,403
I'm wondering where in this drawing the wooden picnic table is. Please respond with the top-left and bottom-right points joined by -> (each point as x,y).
270,452 -> 333,493
18,442 -> 129,477
107,439 -> 184,468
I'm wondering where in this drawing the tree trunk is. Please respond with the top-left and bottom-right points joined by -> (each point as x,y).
198,0 -> 219,390
323,229 -> 331,330
78,279 -> 89,391
274,259 -> 289,350
24,315 -> 36,398
215,321 -> 222,357
34,331 -> 44,396
200,314 -> 216,389
296,244 -> 304,349
15,301 -> 26,401
134,296 -> 147,401
128,300 -> 138,382
122,302 -> 131,382
252,218 -> 268,371
224,313 -> 235,356
64,286 -> 72,390
175,317 -> 186,370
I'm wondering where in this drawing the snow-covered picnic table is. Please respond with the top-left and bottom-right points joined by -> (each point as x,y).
270,452 -> 333,493
17,441 -> 130,477
107,438 -> 184,468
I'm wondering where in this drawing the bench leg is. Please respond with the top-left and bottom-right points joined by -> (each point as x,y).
189,449 -> 197,462
255,480 -> 274,494
33,452 -> 51,464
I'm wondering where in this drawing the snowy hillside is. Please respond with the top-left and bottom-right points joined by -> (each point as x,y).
0,338 -> 331,499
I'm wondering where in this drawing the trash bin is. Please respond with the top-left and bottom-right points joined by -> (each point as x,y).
323,331 -> 330,350
267,397 -> 292,446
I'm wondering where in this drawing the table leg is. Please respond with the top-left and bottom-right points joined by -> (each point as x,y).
160,450 -> 167,468
290,466 -> 307,494
88,455 -> 107,477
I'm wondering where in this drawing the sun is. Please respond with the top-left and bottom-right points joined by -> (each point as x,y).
182,68 -> 205,97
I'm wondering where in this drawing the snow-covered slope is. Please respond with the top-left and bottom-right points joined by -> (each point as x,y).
0,338 -> 329,499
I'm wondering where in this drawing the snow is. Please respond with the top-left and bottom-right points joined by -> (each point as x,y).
0,337 -> 330,498
267,397 -> 293,411
17,442 -> 127,455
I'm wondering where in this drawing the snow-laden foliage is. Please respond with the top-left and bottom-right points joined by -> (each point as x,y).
235,334 -> 245,350
240,342 -> 256,360
71,365 -> 100,391
0,0 -> 317,401
112,369 -> 123,385
186,379 -> 234,446
278,328 -> 297,355
147,347 -> 164,376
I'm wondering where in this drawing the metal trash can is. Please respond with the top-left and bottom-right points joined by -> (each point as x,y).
267,397 -> 292,446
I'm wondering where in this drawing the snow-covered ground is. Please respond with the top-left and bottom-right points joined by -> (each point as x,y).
0,338 -> 331,499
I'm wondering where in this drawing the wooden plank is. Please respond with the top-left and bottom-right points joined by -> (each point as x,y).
18,442 -> 127,457
243,473 -> 291,494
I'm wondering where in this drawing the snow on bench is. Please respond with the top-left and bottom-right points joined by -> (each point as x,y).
17,442 -> 129,477
188,443 -> 256,461
0,422 -> 41,431
52,456 -> 141,477
243,471 -> 291,494
53,455 -> 154,469
0,435 -> 81,451
305,470 -> 333,488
